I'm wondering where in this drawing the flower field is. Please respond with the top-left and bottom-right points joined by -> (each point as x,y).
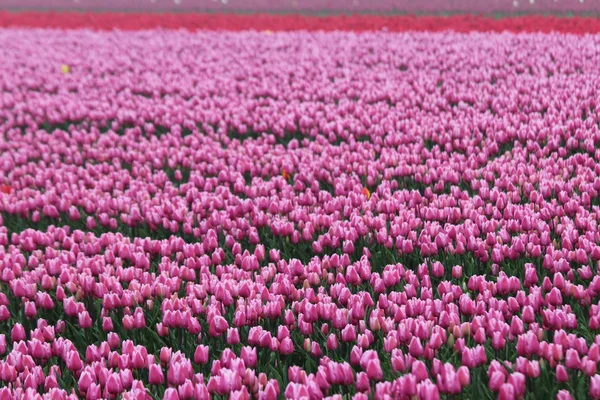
1,15 -> 600,400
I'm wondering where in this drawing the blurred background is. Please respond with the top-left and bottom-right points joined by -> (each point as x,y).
1,0 -> 598,14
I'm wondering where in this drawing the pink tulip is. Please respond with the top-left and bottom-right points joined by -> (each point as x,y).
356,372 -> 370,392
102,317 -> 114,332
210,316 -> 229,336
11,324 -> 26,342
227,328 -> 240,345
149,364 -> 164,385
565,349 -> 581,369
241,346 -> 257,368
163,388 -> 180,400
194,345 -> 209,365
412,360 -> 428,382
498,383 -> 515,400
86,384 -> 101,400
457,366 -> 470,387
556,390 -> 573,400
556,365 -> 569,382
365,358 -> 383,381
592,375 -> 600,399
78,371 -> 94,393
106,373 -> 123,395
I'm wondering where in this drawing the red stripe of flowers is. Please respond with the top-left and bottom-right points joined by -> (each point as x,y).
1,12 -> 600,33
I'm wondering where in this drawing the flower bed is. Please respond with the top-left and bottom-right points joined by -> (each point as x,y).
0,28 -> 600,399
2,0 -> 600,13
2,12 -> 600,33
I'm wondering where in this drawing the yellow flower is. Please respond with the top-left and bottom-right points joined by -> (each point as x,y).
264,30 -> 273,35
61,64 -> 70,74
362,187 -> 371,200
